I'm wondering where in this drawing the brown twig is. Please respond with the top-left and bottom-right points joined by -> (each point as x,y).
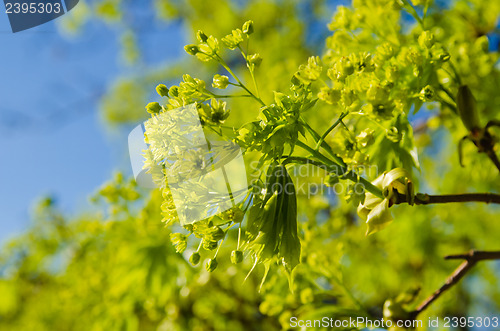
409,250 -> 500,319
394,192 -> 500,205
486,150 -> 500,173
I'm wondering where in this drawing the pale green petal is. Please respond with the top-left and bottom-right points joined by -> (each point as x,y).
365,199 -> 393,235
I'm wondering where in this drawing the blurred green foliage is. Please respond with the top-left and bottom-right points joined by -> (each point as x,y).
2,0 -> 500,330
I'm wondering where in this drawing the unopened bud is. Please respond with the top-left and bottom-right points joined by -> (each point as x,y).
419,85 -> 435,101
248,53 -> 262,67
418,31 -> 435,49
145,102 -> 162,114
242,20 -> 254,35
184,44 -> 200,55
231,250 -> 243,264
189,252 -> 201,265
169,86 -> 179,97
212,74 -> 229,89
206,258 -> 218,272
156,84 -> 169,97
197,30 -> 208,43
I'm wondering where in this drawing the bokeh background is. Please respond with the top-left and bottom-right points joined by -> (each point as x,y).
1,1 -> 500,330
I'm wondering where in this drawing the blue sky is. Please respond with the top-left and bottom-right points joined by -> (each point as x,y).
0,3 -> 185,243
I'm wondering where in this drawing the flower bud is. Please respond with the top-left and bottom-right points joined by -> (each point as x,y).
196,30 -> 208,43
418,31 -> 435,49
386,127 -> 401,142
377,42 -> 395,59
156,84 -> 169,97
242,20 -> 254,35
474,35 -> 489,53
385,66 -> 399,82
222,29 -> 244,49
356,128 -> 375,147
231,250 -> 244,264
145,102 -> 162,114
333,57 -> 354,80
169,86 -> 179,97
203,240 -> 218,251
248,53 -> 262,67
206,258 -> 218,272
366,83 -> 389,105
184,44 -> 200,55
433,49 -> 450,62
291,75 -> 301,86
405,47 -> 423,65
189,252 -> 201,265
212,74 -> 229,89
169,233 -> 187,253
419,85 -> 435,101
318,87 -> 341,105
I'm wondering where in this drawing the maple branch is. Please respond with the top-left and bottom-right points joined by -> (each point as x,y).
394,192 -> 500,205
410,250 -> 500,319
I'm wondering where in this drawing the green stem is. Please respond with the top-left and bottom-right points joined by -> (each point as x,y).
249,69 -> 261,99
238,44 -> 261,99
216,54 -> 265,107
237,226 -> 242,250
214,239 -> 224,258
196,240 -> 203,252
288,146 -> 384,199
221,166 -> 236,207
211,94 -> 254,98
299,117 -> 347,167
314,112 -> 349,151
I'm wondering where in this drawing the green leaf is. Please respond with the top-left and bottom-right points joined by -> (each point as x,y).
457,85 -> 480,131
